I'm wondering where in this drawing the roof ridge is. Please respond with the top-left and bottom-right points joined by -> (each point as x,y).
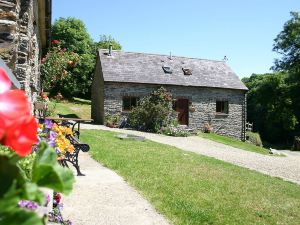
98,49 -> 225,63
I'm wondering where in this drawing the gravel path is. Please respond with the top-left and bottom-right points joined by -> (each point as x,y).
62,151 -> 170,225
81,124 -> 300,185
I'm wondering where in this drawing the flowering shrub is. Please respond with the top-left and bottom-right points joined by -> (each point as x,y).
129,87 -> 173,132
160,125 -> 191,137
38,120 -> 75,160
40,42 -> 79,97
0,67 -> 74,225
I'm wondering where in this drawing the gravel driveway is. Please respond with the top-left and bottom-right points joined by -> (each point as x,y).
81,124 -> 300,185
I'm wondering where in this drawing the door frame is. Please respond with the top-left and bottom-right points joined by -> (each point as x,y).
175,98 -> 189,125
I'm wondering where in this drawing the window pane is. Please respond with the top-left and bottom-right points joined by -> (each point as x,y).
224,101 -> 228,114
216,101 -> 229,114
123,97 -> 138,111
216,101 -> 222,113
123,97 -> 131,110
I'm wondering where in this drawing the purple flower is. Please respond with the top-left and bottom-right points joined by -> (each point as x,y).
45,194 -> 51,207
18,200 -> 38,210
49,131 -> 57,139
48,139 -> 56,148
44,119 -> 53,129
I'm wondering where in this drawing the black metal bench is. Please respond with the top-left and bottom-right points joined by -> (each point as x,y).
43,117 -> 92,176
60,134 -> 90,176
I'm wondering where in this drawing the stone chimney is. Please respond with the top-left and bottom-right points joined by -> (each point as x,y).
108,44 -> 113,56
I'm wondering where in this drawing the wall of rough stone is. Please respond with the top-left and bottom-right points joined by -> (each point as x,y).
99,82 -> 246,140
0,0 -> 41,104
91,58 -> 105,124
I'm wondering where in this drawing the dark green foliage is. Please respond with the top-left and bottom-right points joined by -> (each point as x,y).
31,143 -> 74,194
129,87 -> 173,132
273,12 -> 300,129
50,17 -> 95,98
243,73 -> 297,143
52,17 -> 94,54
273,12 -> 300,75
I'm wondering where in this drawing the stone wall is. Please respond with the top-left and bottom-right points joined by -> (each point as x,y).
0,0 -> 42,103
99,82 -> 246,140
91,57 -> 105,124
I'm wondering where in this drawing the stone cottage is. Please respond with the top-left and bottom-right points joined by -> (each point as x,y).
0,0 -> 51,102
92,49 -> 248,140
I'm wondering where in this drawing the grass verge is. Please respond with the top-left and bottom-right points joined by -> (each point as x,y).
198,132 -> 270,155
82,129 -> 300,225
49,98 -> 91,119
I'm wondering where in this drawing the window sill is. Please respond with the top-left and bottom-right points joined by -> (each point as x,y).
215,113 -> 229,117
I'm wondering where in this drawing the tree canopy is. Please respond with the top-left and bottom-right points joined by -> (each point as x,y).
51,17 -> 94,54
242,73 -> 297,143
273,12 -> 300,74
243,12 -> 300,145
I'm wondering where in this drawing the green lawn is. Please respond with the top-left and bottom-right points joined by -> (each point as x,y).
198,132 -> 270,155
49,98 -> 91,119
81,129 -> 300,225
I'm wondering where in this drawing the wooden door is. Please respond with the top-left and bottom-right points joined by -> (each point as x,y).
176,99 -> 189,125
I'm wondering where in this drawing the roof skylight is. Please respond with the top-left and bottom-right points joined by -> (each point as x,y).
182,68 -> 192,75
162,66 -> 172,74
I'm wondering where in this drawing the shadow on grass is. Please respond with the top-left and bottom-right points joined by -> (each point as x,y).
71,97 -> 91,105
58,113 -> 80,119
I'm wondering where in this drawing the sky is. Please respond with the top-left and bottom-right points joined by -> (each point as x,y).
52,0 -> 300,78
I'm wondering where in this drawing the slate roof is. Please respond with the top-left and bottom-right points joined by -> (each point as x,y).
98,49 -> 248,91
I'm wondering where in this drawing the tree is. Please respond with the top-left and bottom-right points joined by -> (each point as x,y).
273,11 -> 300,138
95,35 -> 122,50
50,17 -> 95,98
51,17 -> 94,54
273,12 -> 300,74
243,73 -> 297,143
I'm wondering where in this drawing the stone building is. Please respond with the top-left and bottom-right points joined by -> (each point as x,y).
0,0 -> 51,102
92,49 -> 248,140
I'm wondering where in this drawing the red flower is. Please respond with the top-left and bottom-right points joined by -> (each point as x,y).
4,116 -> 38,156
0,90 -> 31,126
55,193 -> 61,204
51,40 -> 60,45
0,67 -> 38,156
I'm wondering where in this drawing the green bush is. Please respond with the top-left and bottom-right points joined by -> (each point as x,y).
128,87 -> 173,132
246,131 -> 263,147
